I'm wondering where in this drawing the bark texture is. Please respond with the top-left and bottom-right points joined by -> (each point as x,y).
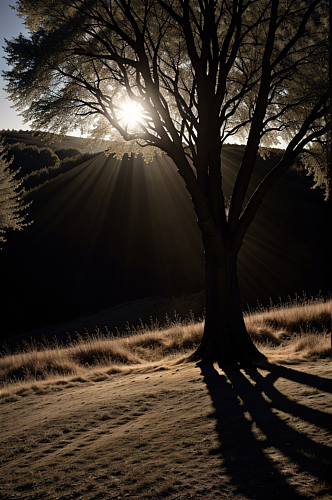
191,244 -> 266,367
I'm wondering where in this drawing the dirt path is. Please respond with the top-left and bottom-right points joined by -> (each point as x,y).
1,360 -> 332,499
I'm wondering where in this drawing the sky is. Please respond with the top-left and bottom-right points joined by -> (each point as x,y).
0,1 -> 29,131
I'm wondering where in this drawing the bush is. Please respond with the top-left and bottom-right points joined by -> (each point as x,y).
6,143 -> 60,177
23,152 -> 100,192
54,148 -> 83,160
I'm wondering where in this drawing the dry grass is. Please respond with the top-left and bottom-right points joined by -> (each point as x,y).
1,294 -> 331,398
0,315 -> 204,397
245,294 -> 331,348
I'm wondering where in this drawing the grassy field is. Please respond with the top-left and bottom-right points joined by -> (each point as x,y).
1,296 -> 331,499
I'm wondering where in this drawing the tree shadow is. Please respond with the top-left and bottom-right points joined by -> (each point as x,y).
200,362 -> 332,499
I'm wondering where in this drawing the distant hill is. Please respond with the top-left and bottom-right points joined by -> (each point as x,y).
0,141 -> 330,340
0,130 -> 106,153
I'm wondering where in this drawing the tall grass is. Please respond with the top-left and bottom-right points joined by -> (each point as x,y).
1,295 -> 331,396
0,315 -> 203,392
244,293 -> 331,344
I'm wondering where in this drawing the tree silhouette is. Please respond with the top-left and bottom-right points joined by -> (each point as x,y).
3,0 -> 330,365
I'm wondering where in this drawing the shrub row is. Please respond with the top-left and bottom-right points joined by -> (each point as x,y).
2,140 -> 100,192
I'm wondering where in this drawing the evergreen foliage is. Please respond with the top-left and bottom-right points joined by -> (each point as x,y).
0,139 -> 30,245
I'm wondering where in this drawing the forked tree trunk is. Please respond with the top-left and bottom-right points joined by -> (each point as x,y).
191,243 -> 266,367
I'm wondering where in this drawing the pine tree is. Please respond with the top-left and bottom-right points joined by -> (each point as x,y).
0,138 -> 30,245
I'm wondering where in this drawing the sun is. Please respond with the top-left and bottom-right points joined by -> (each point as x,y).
119,101 -> 144,129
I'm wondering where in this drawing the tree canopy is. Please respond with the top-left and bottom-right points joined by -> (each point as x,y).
4,0 -> 330,227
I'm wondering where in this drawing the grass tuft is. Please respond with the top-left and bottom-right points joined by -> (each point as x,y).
291,330 -> 331,359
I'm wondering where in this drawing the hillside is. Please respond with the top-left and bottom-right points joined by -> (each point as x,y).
1,360 -> 332,500
0,142 -> 330,340
0,130 -> 106,153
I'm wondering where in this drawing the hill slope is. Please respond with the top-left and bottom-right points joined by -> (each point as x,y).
0,130 -> 106,153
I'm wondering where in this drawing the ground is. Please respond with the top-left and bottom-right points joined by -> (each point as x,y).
1,359 -> 332,499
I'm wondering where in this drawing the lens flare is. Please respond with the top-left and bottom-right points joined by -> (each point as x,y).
119,101 -> 144,129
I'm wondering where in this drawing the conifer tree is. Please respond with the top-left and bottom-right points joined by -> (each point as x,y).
0,139 -> 30,245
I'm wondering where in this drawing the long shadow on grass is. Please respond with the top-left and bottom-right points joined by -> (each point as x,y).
200,363 -> 332,500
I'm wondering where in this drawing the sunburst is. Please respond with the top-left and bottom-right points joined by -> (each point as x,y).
119,101 -> 144,129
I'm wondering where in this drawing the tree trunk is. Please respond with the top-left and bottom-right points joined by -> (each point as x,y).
191,243 -> 266,368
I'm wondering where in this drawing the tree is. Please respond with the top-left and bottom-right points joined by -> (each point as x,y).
0,139 -> 30,245
3,0 -> 330,366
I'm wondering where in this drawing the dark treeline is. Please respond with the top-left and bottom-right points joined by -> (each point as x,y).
22,151 -> 100,192
2,135 -> 100,192
5,142 -> 60,177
